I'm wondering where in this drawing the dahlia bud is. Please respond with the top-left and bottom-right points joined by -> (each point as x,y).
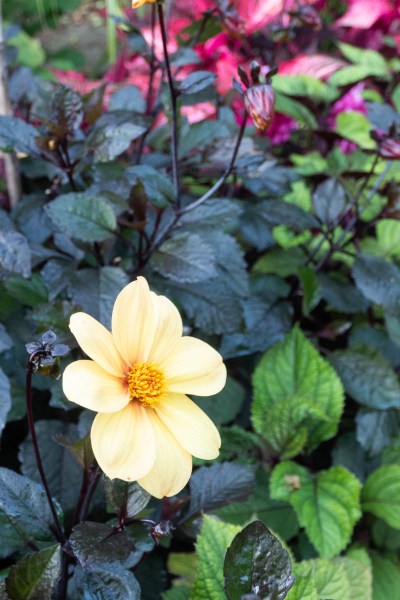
379,138 -> 400,159
295,6 -> 322,31
244,84 -> 275,133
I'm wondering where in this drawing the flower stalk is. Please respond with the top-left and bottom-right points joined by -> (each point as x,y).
25,352 -> 65,544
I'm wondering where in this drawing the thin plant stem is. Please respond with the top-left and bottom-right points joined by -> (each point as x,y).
135,111 -> 247,272
157,2 -> 180,205
78,464 -> 102,523
180,112 -> 248,216
26,355 -> 65,544
106,0 -> 118,65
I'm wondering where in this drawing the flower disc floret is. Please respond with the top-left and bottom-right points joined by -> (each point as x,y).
128,362 -> 165,408
62,276 -> 226,499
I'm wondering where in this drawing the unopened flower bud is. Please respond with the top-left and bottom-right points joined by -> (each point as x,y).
296,6 -> 322,31
379,138 -> 400,159
244,84 -> 275,132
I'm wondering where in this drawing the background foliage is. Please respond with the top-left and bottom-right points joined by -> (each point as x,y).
1,0 -> 400,597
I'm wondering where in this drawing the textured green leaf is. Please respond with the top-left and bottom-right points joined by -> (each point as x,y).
299,267 -> 321,316
330,345 -> 400,409
153,233 -> 217,283
104,479 -> 151,519
270,462 -> 362,558
336,556 -> 372,600
362,219 -> 400,259
45,193 -> 117,242
191,515 -> 241,600
362,465 -> 400,528
293,559 -> 350,599
0,468 -> 62,558
273,75 -> 337,101
223,520 -> 294,600
336,112 -> 375,149
372,519 -> 400,551
216,470 -> 299,541
86,111 -> 147,162
286,575 -> 318,600
5,545 -> 61,600
251,327 -> 344,457
353,255 -> 400,317
70,522 -> 136,567
275,92 -> 317,127
370,551 -> 400,600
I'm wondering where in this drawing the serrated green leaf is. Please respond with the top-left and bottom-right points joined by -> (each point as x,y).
275,93 -> 317,128
251,327 -> 344,457
336,556 -> 372,600
167,553 -> 198,587
362,219 -> 400,259
294,558 -> 350,599
191,515 -> 241,600
336,112 -> 375,149
286,575 -> 318,600
330,345 -> 400,409
273,75 -> 337,101
153,233 -> 217,284
362,465 -> 400,528
270,462 -> 362,558
0,468 -> 62,558
5,544 -> 61,600
45,193 -> 117,242
298,267 -> 321,317
372,519 -> 400,551
370,551 -> 400,600
216,470 -> 299,541
223,520 -> 294,600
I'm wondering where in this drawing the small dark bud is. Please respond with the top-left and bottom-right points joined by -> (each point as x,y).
295,6 -> 322,31
244,84 -> 275,132
250,60 -> 261,85
379,138 -> 400,159
151,520 -> 175,544
237,65 -> 249,88
25,330 -> 70,378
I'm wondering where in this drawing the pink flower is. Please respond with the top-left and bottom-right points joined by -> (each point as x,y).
266,113 -> 297,144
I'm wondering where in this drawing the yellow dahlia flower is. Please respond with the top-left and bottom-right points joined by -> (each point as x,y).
132,0 -> 157,9
62,277 -> 226,498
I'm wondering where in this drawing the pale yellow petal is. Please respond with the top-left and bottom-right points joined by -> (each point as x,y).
155,393 -> 221,460
63,361 -> 130,413
148,293 -> 183,363
160,337 -> 227,396
111,277 -> 158,366
137,410 -> 192,498
69,312 -> 127,377
91,402 -> 156,481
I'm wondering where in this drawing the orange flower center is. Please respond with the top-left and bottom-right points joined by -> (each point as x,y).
127,362 -> 165,408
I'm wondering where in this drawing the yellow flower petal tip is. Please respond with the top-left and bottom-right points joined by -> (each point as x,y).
132,0 -> 157,8
62,276 -> 227,498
